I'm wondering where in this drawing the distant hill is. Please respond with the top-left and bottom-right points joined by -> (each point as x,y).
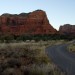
59,24 -> 75,35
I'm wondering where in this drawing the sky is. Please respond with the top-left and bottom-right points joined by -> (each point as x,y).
0,0 -> 75,30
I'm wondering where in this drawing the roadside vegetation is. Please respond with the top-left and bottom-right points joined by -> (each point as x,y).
68,43 -> 75,53
0,40 -> 65,75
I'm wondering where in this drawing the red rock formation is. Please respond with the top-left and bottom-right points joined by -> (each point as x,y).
0,10 -> 57,36
59,24 -> 75,35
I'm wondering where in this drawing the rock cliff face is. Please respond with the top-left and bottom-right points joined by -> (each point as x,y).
0,10 -> 57,36
59,24 -> 75,35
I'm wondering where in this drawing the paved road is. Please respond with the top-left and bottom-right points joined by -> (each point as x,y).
46,43 -> 75,75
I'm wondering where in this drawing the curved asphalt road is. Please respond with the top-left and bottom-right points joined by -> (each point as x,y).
46,43 -> 75,75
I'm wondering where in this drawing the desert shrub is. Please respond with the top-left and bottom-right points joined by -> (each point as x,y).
68,43 -> 75,53
0,41 -> 65,75
7,58 -> 21,68
2,68 -> 15,75
1,68 -> 22,75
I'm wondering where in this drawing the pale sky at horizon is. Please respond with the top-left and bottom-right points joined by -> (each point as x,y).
0,0 -> 75,30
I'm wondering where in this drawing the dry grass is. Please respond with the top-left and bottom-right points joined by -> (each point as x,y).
0,40 -> 65,75
68,43 -> 75,53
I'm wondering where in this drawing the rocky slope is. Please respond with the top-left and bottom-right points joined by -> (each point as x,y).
0,10 -> 57,36
59,24 -> 75,35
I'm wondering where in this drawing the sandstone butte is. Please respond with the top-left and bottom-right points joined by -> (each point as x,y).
59,24 -> 75,35
0,10 -> 57,36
